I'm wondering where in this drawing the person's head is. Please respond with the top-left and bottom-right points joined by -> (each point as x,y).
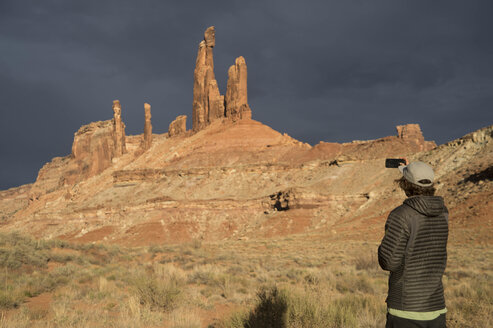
396,161 -> 436,197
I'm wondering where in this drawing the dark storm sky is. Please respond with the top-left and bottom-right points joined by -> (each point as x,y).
1,1 -> 492,190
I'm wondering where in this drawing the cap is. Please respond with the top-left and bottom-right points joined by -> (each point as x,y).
398,161 -> 434,187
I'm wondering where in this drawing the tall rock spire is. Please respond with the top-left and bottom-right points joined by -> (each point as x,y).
225,56 -> 251,120
193,26 -> 221,131
112,100 -> 126,156
143,103 -> 152,150
188,26 -> 252,134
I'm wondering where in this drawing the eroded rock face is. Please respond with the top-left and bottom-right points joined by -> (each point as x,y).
169,115 -> 187,137
112,100 -> 126,156
71,121 -> 116,177
397,124 -> 436,151
397,124 -> 424,143
0,184 -> 31,220
143,103 -> 152,150
208,79 -> 224,120
29,102 -> 131,200
225,56 -> 251,121
28,120 -> 116,201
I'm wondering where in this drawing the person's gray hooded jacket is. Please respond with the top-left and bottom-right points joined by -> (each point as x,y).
378,195 -> 449,311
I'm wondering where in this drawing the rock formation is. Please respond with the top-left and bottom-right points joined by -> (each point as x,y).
169,115 -> 187,137
7,26 -> 490,250
208,80 -> 225,121
397,124 -> 436,151
26,120 -> 117,201
225,56 -> 251,120
193,26 -> 219,131
71,121 -> 116,178
397,124 -> 424,143
192,26 -> 251,132
112,100 -> 126,156
143,103 -> 152,150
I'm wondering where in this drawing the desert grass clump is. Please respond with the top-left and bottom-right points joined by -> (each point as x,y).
335,273 -> 374,294
0,232 -> 50,270
0,288 -> 23,309
168,307 -> 202,328
188,264 -> 221,285
353,253 -> 380,272
244,286 -> 288,328
218,284 -> 385,328
445,274 -> 493,327
0,308 -> 31,328
23,264 -> 75,297
117,295 -> 164,327
130,270 -> 183,311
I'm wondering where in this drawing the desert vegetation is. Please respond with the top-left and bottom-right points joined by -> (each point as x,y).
0,231 -> 490,328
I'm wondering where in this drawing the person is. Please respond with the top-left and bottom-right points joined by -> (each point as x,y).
378,161 -> 449,328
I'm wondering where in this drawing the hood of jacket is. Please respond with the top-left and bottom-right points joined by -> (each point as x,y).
404,195 -> 447,217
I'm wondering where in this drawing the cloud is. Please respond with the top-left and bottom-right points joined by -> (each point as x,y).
0,0 -> 492,189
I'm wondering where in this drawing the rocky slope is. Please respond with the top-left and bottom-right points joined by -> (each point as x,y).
1,118 -> 490,246
0,27 -> 491,246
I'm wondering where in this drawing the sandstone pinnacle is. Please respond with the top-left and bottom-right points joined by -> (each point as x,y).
112,100 -> 126,156
193,26 -> 220,132
204,26 -> 215,48
192,27 -> 252,132
143,103 -> 152,150
225,56 -> 251,121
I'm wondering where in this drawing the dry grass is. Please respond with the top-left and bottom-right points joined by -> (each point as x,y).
0,232 -> 490,327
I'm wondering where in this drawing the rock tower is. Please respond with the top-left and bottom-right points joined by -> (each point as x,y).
192,26 -> 220,131
225,56 -> 251,120
143,103 -> 152,150
112,100 -> 126,156
191,26 -> 251,132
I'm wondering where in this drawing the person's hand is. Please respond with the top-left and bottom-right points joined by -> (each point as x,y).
399,157 -> 409,166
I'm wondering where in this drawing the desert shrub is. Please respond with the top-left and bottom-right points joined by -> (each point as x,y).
303,272 -> 321,285
130,271 -> 182,311
215,311 -> 249,328
0,289 -> 23,309
245,286 -> 288,328
23,263 -> 75,298
328,294 -> 380,327
148,244 -> 162,257
168,307 -> 202,328
446,276 -> 493,328
0,232 -> 83,271
285,268 -> 306,282
445,269 -> 471,280
191,238 -> 203,250
335,274 -> 374,294
218,285 -> 384,328
188,264 -> 220,285
354,253 -> 380,272
0,306 -> 31,328
49,253 -> 75,263
0,236 -> 49,270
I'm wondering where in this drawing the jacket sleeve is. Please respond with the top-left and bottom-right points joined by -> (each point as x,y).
378,209 -> 410,272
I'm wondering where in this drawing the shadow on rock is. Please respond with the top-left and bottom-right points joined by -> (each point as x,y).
462,166 -> 493,184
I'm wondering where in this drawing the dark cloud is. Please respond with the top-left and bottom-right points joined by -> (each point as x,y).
1,0 -> 492,189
